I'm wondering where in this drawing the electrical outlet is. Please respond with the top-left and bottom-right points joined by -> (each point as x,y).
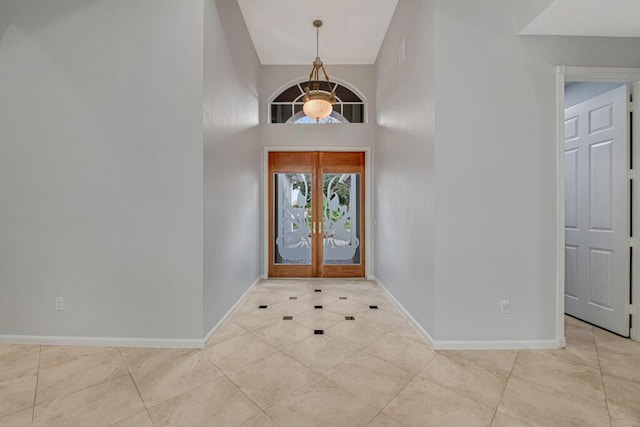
55,297 -> 64,311
499,299 -> 510,314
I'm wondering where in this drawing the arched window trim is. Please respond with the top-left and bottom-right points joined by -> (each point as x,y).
268,76 -> 367,124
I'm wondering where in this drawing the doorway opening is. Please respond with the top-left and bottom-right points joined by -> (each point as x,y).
268,151 -> 366,278
556,66 -> 640,343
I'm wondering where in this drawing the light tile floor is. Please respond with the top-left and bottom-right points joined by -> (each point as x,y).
1,279 -> 640,426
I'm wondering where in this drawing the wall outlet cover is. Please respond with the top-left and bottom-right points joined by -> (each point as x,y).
499,300 -> 510,314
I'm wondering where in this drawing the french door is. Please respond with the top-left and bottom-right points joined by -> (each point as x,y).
268,152 -> 365,277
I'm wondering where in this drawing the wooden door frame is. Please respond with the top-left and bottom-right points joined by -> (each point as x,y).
263,146 -> 373,279
555,66 -> 640,343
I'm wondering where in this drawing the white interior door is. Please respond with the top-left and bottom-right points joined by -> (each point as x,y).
564,84 -> 630,336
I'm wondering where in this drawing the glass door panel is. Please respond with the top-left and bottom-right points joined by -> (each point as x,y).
322,173 -> 361,265
318,152 -> 365,277
269,152 -> 316,277
274,173 -> 312,265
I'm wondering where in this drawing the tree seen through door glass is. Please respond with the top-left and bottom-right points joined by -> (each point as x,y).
323,173 -> 361,265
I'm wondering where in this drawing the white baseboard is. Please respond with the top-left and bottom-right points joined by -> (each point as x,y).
0,276 -> 263,349
374,277 -> 564,351
432,339 -> 563,350
202,276 -> 261,344
374,278 -> 436,349
0,334 -> 204,349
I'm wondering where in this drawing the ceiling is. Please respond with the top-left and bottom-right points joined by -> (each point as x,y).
237,0 -> 640,66
520,0 -> 640,37
236,0 -> 399,65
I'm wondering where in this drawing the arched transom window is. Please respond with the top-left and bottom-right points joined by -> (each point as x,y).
270,80 -> 365,124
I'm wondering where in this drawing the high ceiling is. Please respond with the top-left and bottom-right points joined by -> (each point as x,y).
237,0 -> 640,66
237,0 -> 399,65
520,0 -> 640,37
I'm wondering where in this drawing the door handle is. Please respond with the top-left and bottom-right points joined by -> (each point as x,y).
312,221 -> 316,234
319,221 -> 323,234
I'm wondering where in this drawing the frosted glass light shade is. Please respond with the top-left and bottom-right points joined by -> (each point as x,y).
303,93 -> 333,120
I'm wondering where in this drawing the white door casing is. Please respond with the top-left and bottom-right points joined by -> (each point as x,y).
564,84 -> 630,336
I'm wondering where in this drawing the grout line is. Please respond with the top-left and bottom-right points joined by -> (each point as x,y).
122,349 -> 228,424
489,349 -> 520,425
359,335 -> 432,378
262,370 -> 321,413
387,322 -> 432,347
319,374 -> 390,425
117,347 -> 156,427
248,410 -> 282,427
142,350 -> 223,410
427,351 -> 512,398
214,365 -> 266,414
593,328 -> 614,427
362,347 -> 440,426
219,348 -> 321,415
504,346 -> 614,425
367,372 -> 416,426
35,347 -> 132,403
205,332 -> 279,372
30,345 -> 42,427
30,346 -> 134,425
412,350 -> 509,413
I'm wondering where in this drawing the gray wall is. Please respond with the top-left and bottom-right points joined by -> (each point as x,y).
374,0 -> 436,333
0,0 -> 204,339
375,0 -> 640,344
431,0 -> 640,342
203,0 -> 262,333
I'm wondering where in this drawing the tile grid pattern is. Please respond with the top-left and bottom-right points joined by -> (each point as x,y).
0,280 -> 638,426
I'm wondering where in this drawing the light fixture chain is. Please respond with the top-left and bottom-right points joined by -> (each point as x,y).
304,19 -> 333,121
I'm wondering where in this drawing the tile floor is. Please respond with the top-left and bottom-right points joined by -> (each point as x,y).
1,279 -> 640,426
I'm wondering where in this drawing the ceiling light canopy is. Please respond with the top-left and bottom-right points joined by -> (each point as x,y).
303,20 -> 336,121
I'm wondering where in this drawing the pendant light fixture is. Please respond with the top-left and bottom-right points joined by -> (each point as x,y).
303,20 -> 336,121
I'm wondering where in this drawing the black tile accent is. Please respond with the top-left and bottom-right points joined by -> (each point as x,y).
289,296 -> 297,300
314,289 -> 322,293
339,297 -> 347,300
314,305 -> 323,309
283,316 -> 293,320
314,329 -> 324,335
345,316 -> 355,320
369,305 -> 379,309
258,305 -> 268,309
